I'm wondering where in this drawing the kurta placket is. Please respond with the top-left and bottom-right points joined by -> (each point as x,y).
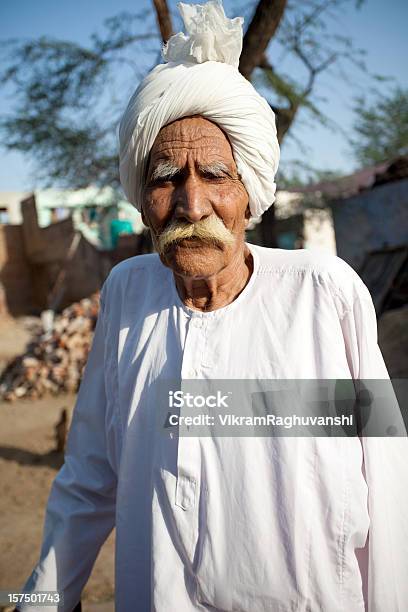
177,312 -> 207,510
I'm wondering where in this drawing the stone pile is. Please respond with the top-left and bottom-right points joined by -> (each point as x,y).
0,293 -> 100,402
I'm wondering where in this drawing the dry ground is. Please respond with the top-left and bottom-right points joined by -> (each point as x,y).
0,317 -> 114,611
0,395 -> 115,611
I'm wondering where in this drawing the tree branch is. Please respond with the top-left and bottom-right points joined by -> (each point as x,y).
239,0 -> 288,80
152,0 -> 174,43
254,0 -> 341,144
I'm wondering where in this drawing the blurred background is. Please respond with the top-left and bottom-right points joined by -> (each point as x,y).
0,0 -> 407,610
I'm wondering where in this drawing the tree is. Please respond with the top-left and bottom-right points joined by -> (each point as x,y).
351,87 -> 408,165
0,0 -> 381,244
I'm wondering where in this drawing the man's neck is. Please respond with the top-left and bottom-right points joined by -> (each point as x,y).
173,243 -> 254,312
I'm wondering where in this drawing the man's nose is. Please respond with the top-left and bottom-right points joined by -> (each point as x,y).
173,175 -> 211,223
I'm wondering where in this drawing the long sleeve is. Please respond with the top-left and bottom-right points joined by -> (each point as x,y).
340,276 -> 408,611
19,285 -> 117,612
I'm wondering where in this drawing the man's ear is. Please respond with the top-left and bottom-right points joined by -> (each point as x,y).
141,152 -> 152,228
140,204 -> 147,227
244,203 -> 251,228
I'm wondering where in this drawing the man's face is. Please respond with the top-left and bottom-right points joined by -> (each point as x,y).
142,116 -> 250,278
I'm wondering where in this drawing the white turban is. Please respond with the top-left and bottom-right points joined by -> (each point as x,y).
118,0 -> 280,220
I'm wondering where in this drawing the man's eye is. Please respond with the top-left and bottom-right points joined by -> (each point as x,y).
202,173 -> 227,181
149,177 -> 172,186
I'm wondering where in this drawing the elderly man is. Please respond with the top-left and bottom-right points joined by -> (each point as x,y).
19,1 -> 408,611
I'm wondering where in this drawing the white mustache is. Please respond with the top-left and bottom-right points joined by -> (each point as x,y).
154,215 -> 235,254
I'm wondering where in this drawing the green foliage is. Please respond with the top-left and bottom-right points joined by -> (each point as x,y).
0,9 -> 158,189
256,67 -> 331,128
0,0 -> 395,188
351,87 -> 408,165
277,164 -> 344,189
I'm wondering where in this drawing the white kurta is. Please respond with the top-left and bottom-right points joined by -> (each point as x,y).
20,243 -> 408,612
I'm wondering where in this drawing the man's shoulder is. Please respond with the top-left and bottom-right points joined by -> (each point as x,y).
254,244 -> 345,273
112,252 -> 162,274
101,253 -> 167,303
253,244 -> 371,304
105,252 -> 163,283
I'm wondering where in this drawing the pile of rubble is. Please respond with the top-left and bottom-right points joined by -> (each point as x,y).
0,293 -> 100,402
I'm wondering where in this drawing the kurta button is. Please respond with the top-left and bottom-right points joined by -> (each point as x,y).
192,319 -> 203,328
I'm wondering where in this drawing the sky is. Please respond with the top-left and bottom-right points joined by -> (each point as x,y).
0,0 -> 407,191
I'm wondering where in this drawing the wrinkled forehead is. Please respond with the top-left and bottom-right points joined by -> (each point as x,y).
148,115 -> 235,164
